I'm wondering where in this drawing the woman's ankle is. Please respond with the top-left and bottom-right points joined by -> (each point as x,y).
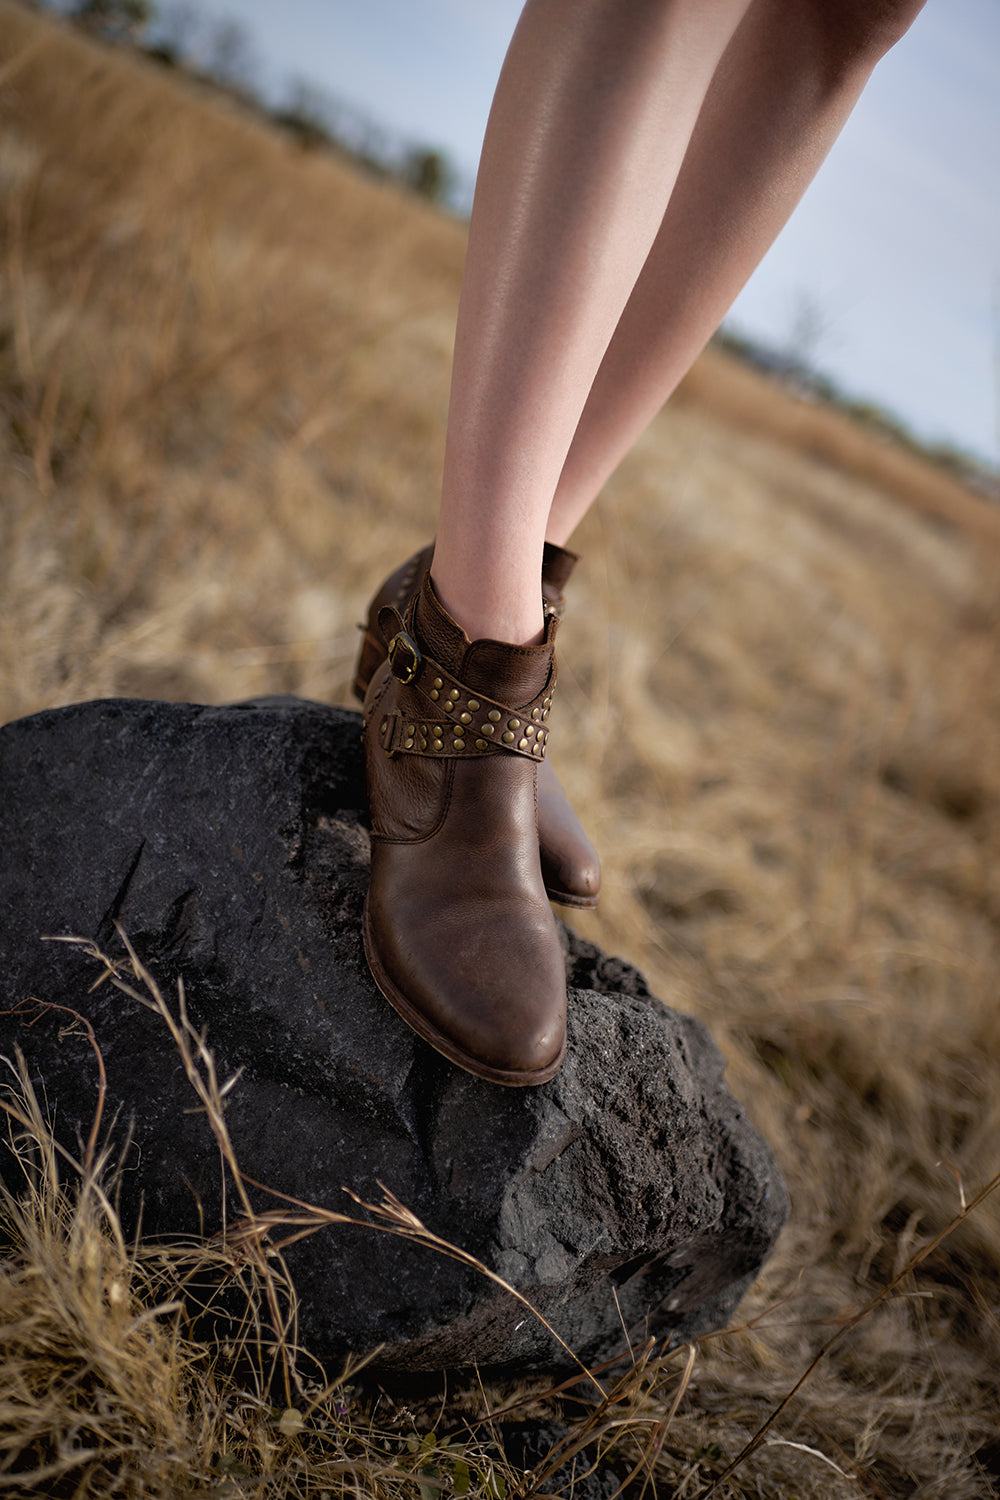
428,571 -> 545,647
428,532 -> 547,646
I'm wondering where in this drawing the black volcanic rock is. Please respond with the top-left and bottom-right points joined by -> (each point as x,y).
0,696 -> 787,1375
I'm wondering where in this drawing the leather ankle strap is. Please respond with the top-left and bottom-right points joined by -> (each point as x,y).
376,707 -> 551,760
375,604 -> 555,762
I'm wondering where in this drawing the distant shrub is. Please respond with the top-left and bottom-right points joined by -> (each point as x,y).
274,80 -> 338,153
402,148 -> 454,204
145,41 -> 180,68
72,0 -> 151,41
273,107 -> 332,152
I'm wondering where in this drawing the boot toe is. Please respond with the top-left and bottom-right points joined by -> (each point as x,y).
364,882 -> 566,1083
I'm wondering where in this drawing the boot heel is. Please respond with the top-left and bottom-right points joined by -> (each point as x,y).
352,627 -> 384,703
352,546 -> 435,703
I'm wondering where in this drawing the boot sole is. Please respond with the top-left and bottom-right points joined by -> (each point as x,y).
543,888 -> 599,910
362,897 -> 566,1087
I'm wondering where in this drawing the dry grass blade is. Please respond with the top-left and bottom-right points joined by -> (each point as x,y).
0,999 -> 106,1174
0,1067 -> 213,1495
345,1185 -> 608,1401
517,1340 -> 699,1500
703,1162 -> 1000,1494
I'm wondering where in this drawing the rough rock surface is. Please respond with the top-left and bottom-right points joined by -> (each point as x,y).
0,696 -> 788,1375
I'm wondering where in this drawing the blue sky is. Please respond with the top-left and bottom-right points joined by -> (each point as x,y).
171,1 -> 999,468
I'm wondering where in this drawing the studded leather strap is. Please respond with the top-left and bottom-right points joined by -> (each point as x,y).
375,604 -> 554,761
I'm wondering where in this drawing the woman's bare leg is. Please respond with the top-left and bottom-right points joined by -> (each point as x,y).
545,0 -> 927,545
361,0 -> 926,1080
431,0 -> 752,647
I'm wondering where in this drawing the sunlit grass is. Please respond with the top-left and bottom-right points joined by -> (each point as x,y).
4,938 -> 999,1497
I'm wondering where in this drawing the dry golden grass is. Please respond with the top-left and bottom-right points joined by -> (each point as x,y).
0,944 -> 539,1497
3,2 -> 1000,1494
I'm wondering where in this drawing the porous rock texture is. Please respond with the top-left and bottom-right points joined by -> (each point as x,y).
0,696 -> 788,1375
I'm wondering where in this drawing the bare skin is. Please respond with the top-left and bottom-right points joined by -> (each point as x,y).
430,0 -> 926,643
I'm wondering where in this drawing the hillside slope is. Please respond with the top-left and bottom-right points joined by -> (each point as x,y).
3,4 -> 1000,1495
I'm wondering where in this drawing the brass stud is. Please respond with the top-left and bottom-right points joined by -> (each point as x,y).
448,688 -> 460,701
518,737 -> 528,750
404,737 -> 414,750
420,738 -> 428,751
475,738 -> 488,750
468,699 -> 480,711
453,737 -> 465,750
407,723 -> 415,734
508,718 -> 520,730
433,725 -> 443,735
459,712 -> 472,725
433,678 -> 443,689
525,725 -> 535,737
532,744 -> 541,757
481,723 -> 494,736
502,730 -> 515,744
433,737 -> 443,751
531,707 -> 540,721
430,689 -> 439,701
488,709 -> 501,722
380,718 -> 388,734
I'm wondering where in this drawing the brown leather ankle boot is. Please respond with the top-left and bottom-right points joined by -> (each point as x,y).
362,574 -> 566,1085
354,542 -> 600,909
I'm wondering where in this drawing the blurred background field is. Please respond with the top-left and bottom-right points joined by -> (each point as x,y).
3,3 -> 1000,1495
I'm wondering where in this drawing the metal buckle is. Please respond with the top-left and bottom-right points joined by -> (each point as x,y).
387,630 -> 421,685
